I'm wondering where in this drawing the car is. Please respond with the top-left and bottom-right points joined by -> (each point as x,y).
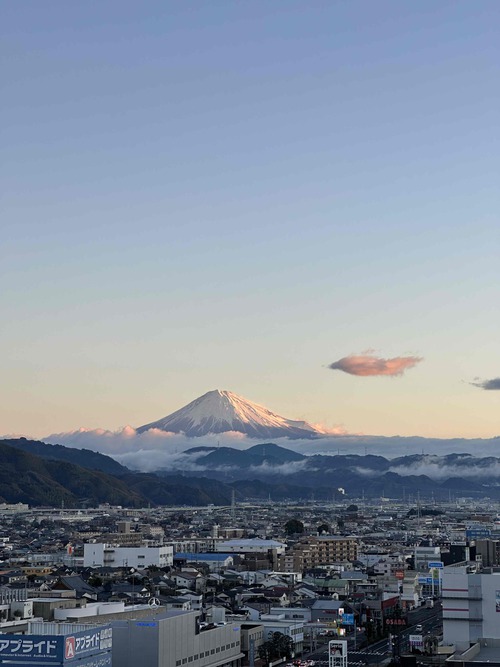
415,624 -> 423,632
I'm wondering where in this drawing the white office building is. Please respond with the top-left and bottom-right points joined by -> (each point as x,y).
214,539 -> 286,555
84,543 -> 173,569
442,564 -> 500,651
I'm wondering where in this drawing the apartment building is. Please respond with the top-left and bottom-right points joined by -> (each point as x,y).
474,539 -> 500,567
278,536 -> 358,572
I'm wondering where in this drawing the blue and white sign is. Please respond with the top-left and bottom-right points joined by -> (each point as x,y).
418,576 -> 433,585
0,636 -> 62,662
427,561 -> 443,569
466,528 -> 491,540
340,614 -> 354,625
0,626 -> 112,665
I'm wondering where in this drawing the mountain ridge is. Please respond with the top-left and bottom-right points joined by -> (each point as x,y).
2,437 -> 128,475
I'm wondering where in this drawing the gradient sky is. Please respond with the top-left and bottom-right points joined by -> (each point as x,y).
1,1 -> 499,440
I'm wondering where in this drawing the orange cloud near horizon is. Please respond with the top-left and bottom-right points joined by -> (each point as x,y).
328,353 -> 423,377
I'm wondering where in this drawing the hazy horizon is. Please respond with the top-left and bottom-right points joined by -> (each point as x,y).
2,1 -> 499,440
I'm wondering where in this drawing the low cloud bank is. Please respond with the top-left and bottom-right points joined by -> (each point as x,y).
388,458 -> 500,480
38,426 -> 500,473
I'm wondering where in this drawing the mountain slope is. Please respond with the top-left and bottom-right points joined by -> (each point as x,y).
0,442 -> 242,507
137,389 -> 323,438
0,443 -> 144,506
1,438 -> 128,475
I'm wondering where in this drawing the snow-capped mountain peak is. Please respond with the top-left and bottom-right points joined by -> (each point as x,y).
137,389 -> 323,439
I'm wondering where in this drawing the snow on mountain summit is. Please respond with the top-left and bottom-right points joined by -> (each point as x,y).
137,389 -> 323,439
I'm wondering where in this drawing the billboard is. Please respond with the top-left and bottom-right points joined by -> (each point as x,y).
0,657 -> 111,667
0,627 -> 112,665
409,634 -> 423,648
0,636 -> 62,662
329,642 -> 346,656
64,627 -> 112,661
466,528 -> 491,540
340,613 -> 354,625
328,640 -> 347,667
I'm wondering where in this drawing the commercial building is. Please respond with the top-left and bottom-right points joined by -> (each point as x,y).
213,539 -> 286,555
111,609 -> 243,667
83,544 -> 173,569
442,564 -> 500,650
0,622 -> 112,667
414,546 -> 441,572
259,614 -> 304,655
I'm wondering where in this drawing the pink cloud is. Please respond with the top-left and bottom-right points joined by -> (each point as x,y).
328,353 -> 423,377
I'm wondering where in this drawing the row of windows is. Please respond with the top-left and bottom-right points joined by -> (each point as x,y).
175,641 -> 240,665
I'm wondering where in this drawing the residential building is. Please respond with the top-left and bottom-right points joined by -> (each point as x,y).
474,539 -> 500,567
278,536 -> 358,571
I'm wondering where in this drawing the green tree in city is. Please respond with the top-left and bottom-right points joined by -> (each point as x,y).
284,518 -> 304,535
258,632 -> 295,665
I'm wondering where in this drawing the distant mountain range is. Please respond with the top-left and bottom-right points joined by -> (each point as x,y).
162,444 -> 500,500
137,389 -> 324,439
2,436 -> 500,506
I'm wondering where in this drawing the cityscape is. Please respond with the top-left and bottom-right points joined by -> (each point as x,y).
2,487 -> 500,666
2,2 -> 499,667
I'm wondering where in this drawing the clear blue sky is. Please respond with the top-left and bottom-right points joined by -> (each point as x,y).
1,0 -> 499,438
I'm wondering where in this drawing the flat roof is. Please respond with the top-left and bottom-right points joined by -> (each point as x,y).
452,645 -> 500,663
218,539 -> 285,546
174,553 -> 232,561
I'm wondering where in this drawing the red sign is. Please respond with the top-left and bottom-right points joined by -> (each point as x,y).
385,618 -> 406,626
65,637 -> 75,660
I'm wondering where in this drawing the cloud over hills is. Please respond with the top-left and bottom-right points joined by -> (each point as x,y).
36,426 -> 500,473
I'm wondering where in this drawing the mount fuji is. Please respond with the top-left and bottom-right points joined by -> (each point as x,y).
137,389 -> 324,439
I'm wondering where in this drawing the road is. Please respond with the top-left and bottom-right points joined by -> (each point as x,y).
302,603 -> 442,665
